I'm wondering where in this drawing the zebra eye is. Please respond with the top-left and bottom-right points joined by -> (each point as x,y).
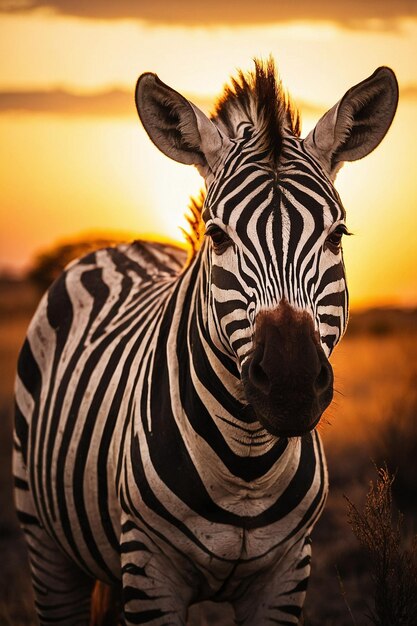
326,224 -> 351,254
206,226 -> 231,253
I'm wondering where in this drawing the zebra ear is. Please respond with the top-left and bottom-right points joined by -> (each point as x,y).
135,73 -> 230,177
304,67 -> 398,180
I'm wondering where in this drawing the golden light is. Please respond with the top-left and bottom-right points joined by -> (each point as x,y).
0,12 -> 416,306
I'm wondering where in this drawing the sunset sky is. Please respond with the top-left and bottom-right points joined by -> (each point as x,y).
0,0 -> 416,308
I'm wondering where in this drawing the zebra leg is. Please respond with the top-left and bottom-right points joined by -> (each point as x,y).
233,534 -> 312,625
120,520 -> 193,626
14,450 -> 94,624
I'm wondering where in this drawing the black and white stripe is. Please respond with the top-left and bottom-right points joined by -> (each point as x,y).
14,58 -> 398,624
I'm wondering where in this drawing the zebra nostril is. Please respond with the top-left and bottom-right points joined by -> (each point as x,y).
250,363 -> 270,393
249,355 -> 271,394
314,362 -> 332,394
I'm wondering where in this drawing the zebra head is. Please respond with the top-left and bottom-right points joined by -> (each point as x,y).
135,60 -> 398,437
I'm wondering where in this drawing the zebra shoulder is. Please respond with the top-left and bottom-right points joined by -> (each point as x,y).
18,239 -> 187,392
65,239 -> 187,284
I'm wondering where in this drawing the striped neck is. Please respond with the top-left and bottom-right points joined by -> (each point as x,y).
159,244 -> 290,471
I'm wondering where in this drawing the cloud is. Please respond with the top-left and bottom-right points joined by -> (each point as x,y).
0,88 -> 215,116
400,83 -> 417,99
0,88 -> 135,116
3,83 -> 414,121
4,83 -> 414,120
0,87 -> 327,119
1,0 -> 415,27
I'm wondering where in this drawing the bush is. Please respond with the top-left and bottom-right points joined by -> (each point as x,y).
346,467 -> 417,626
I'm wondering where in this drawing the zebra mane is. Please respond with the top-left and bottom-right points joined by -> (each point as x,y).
212,57 -> 301,162
183,58 -> 300,259
183,191 -> 206,261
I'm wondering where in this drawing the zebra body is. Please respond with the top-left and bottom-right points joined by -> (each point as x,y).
14,59 -> 398,624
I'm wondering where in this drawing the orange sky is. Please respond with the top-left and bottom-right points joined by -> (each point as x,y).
0,3 -> 416,308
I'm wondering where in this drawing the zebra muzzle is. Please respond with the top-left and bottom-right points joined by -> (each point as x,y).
241,301 -> 334,437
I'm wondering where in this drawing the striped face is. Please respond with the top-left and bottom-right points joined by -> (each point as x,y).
203,136 -> 348,436
135,62 -> 398,437
204,135 -> 349,363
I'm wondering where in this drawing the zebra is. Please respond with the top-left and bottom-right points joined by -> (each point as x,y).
14,58 -> 398,625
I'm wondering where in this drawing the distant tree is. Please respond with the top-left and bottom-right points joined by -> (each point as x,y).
28,236 -> 127,292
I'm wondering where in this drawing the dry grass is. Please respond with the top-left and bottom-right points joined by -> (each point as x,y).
346,468 -> 417,626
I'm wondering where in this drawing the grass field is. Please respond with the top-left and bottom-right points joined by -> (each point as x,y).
1,278 -> 416,625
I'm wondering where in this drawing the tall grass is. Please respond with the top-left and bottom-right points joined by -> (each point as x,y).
346,468 -> 417,626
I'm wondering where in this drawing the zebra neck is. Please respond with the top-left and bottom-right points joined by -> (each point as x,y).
150,252 -> 284,467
